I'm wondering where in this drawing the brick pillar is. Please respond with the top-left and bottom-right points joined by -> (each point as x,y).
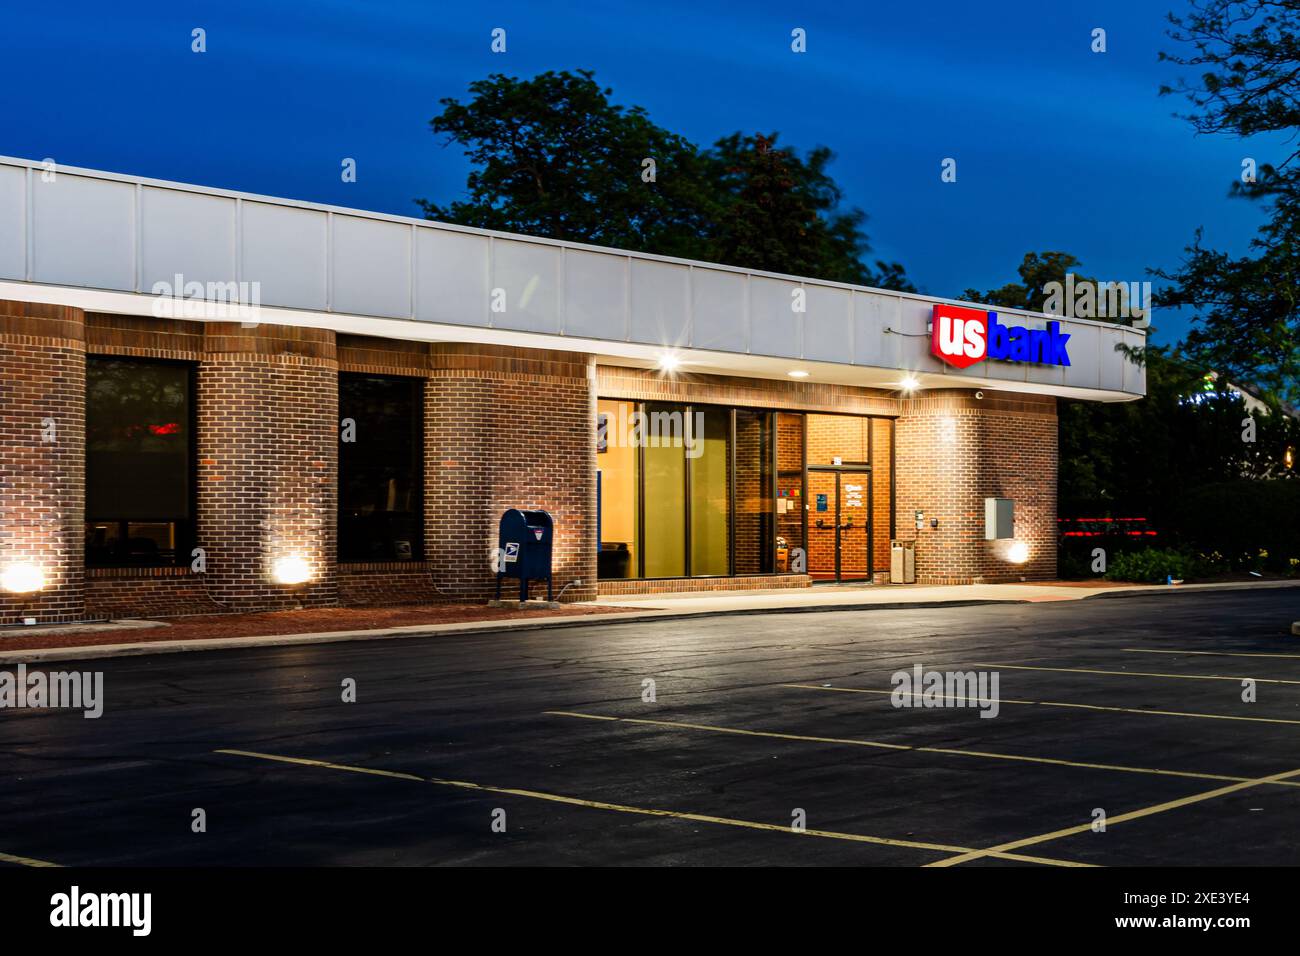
0,301 -> 86,625
197,323 -> 338,610
426,344 -> 597,602
895,389 -> 1057,583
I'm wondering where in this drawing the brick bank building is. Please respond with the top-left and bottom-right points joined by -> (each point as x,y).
0,157 -> 1145,625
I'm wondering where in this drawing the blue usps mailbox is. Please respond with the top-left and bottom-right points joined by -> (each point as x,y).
495,509 -> 554,602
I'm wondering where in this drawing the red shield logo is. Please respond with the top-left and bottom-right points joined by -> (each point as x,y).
931,304 -> 989,369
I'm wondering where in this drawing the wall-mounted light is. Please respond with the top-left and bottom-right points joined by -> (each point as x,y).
1006,541 -> 1031,564
271,556 -> 312,585
899,374 -> 920,392
1,563 -> 46,594
787,370 -> 810,379
657,352 -> 682,374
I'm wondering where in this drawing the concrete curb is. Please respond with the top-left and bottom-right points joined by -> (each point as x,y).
1,579 -> 1295,665
0,599 -> 1030,665
1082,579 -> 1300,599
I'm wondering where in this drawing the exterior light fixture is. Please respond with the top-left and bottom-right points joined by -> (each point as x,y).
1006,541 -> 1031,564
1,563 -> 46,594
657,353 -> 681,373
787,370 -> 810,379
1286,446 -> 1295,470
899,374 -> 920,392
272,556 -> 312,585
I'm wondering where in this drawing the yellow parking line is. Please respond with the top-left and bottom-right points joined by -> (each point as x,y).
781,683 -> 1300,728
925,765 -> 1300,867
968,662 -> 1300,685
0,850 -> 60,867
214,748 -> 1091,867
546,710 -> 1292,788
1124,648 -> 1300,660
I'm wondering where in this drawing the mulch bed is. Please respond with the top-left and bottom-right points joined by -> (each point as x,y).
0,602 -> 632,653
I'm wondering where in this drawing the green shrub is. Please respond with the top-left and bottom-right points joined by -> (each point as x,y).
1103,547 -> 1219,583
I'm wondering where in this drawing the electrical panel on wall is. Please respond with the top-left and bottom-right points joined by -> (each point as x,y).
984,498 -> 1014,540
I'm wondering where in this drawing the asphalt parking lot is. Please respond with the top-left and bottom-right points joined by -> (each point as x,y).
1,588 -> 1299,867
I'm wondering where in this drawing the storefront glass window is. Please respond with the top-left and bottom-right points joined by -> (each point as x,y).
84,357 -> 193,567
690,406 -> 731,576
807,413 -> 869,464
597,399 -> 640,579
642,402 -> 688,577
595,401 -> 885,581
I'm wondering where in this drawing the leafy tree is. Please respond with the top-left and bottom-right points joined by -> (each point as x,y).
963,251 -> 1095,313
706,132 -> 914,288
1058,346 -> 1297,521
963,250 -> 1145,323
1157,0 -> 1300,404
966,252 -> 1297,537
417,70 -> 715,261
419,71 -> 913,289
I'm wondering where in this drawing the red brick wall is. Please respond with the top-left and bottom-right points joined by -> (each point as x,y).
0,301 -> 1068,620
732,411 -> 769,574
0,302 -> 86,625
338,562 -> 440,606
426,345 -> 597,602
85,568 -> 223,618
599,573 -> 810,595
895,390 -> 1057,583
596,366 -> 897,415
195,324 -> 339,611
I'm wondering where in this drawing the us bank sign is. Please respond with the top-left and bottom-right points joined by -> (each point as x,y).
930,303 -> 1072,369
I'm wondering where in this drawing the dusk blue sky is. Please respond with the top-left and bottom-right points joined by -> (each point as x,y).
2,0 -> 1288,344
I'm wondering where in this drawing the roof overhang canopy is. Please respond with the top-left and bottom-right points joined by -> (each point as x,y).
0,155 -> 1145,402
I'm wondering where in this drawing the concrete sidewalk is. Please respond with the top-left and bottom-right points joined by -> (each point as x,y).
3,578 -> 1297,665
593,582 -> 1093,613
592,578 -> 1300,614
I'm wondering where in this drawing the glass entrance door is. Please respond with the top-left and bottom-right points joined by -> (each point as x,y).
807,468 -> 872,582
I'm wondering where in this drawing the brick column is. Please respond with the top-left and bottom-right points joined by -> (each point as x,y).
197,323 -> 338,610
895,389 -> 1057,583
0,301 -> 86,625
426,344 -> 597,602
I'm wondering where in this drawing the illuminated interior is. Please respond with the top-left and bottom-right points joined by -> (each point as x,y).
596,400 -> 894,581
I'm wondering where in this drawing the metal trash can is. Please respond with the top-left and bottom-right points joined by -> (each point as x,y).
890,539 -> 916,584
495,509 -> 554,601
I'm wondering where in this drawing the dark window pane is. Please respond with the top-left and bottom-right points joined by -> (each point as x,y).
338,374 -> 424,561
85,358 -> 193,567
